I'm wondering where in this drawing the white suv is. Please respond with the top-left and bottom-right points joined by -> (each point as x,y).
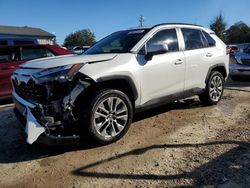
12,23 -> 229,145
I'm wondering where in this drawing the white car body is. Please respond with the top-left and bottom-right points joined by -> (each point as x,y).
12,23 -> 229,145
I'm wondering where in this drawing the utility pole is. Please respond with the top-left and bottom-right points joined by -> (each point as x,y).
139,15 -> 145,27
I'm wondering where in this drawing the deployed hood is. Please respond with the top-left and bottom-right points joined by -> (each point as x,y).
22,54 -> 117,69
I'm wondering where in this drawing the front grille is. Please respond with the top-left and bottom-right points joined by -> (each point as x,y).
241,59 -> 250,65
13,79 -> 47,103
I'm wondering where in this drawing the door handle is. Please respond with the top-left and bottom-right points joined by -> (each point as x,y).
175,59 -> 184,65
206,52 -> 213,57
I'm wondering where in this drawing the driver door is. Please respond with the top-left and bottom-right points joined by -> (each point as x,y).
139,28 -> 185,104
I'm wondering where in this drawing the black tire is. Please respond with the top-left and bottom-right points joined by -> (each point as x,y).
199,71 -> 225,105
82,89 -> 133,145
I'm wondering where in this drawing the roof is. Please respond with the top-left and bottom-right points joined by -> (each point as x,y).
0,25 -> 55,38
128,23 -> 204,31
152,23 -> 203,28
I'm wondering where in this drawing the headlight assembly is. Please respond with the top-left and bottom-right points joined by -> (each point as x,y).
32,63 -> 85,83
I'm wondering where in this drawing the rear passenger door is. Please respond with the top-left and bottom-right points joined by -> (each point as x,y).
181,28 -> 216,91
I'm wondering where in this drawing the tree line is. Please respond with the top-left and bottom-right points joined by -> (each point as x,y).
63,14 -> 250,48
210,13 -> 250,44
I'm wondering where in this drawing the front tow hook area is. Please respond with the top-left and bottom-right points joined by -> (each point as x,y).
37,134 -> 81,146
14,107 -> 81,146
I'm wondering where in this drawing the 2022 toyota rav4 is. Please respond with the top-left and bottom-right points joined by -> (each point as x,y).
12,23 -> 229,145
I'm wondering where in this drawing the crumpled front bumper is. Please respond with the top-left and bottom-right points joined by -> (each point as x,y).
12,91 -> 80,145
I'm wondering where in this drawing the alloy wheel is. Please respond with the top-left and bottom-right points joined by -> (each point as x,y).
209,75 -> 223,102
93,97 -> 128,138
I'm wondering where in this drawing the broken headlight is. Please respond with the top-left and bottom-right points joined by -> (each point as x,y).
33,63 -> 85,83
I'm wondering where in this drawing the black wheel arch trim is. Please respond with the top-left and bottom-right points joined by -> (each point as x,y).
95,75 -> 138,100
205,63 -> 227,83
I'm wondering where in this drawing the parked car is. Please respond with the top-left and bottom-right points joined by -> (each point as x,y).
230,45 -> 250,80
70,46 -> 90,54
0,38 -> 38,46
12,23 -> 229,145
0,44 -> 73,100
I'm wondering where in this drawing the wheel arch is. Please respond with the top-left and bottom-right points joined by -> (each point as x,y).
95,75 -> 138,102
205,64 -> 227,83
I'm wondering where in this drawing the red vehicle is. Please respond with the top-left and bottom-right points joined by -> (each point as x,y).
0,44 -> 73,100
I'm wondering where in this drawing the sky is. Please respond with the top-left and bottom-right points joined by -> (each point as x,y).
0,0 -> 250,45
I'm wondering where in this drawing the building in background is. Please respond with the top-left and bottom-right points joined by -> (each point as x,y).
0,25 -> 55,45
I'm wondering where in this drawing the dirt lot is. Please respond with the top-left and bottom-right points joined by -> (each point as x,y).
0,79 -> 249,188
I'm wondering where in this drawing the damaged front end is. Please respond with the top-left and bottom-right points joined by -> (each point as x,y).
12,63 -> 93,145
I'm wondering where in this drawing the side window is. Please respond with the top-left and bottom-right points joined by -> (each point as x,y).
21,47 -> 47,60
147,29 -> 179,52
202,31 -> 216,47
0,48 -> 17,63
181,28 -> 206,50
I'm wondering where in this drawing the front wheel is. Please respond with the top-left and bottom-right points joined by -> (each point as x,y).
83,89 -> 133,145
199,71 -> 225,105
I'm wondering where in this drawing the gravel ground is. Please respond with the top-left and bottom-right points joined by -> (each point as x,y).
0,79 -> 249,188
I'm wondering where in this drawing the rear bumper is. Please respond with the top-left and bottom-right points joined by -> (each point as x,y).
12,91 -> 80,146
229,64 -> 250,77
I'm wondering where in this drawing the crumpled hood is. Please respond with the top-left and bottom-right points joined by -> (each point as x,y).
22,54 -> 117,69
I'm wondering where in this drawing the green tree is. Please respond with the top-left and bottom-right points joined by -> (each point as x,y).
226,21 -> 250,43
63,29 -> 96,48
210,13 -> 227,42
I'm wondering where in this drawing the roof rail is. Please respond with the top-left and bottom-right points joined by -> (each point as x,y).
151,23 -> 203,29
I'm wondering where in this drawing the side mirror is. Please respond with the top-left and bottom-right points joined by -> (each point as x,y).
145,43 -> 168,61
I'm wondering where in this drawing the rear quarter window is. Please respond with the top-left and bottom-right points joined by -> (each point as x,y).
202,31 -> 216,47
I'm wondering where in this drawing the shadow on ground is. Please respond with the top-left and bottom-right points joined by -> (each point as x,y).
0,79 -> 248,171
72,141 -> 250,187
225,77 -> 250,90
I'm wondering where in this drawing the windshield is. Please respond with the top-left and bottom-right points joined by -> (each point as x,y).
85,29 -> 149,54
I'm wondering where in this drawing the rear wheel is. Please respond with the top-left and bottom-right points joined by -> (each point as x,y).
199,71 -> 225,105
83,89 -> 133,144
